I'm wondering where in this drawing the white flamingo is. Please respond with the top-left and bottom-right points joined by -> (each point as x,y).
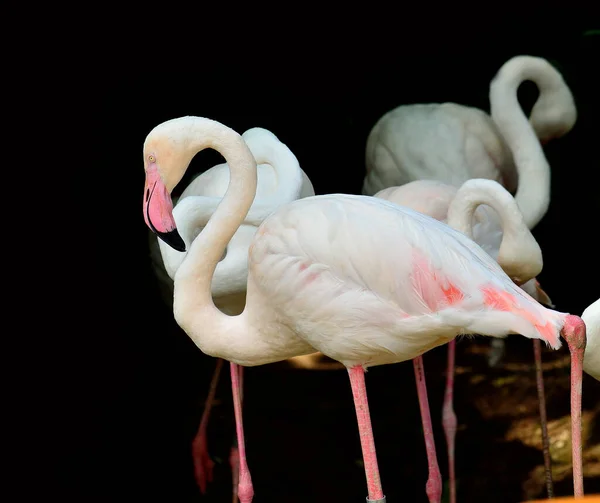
376,178 -> 549,502
363,55 -> 577,230
363,55 -> 576,500
147,122 -> 316,499
141,116 -> 587,503
582,299 -> 600,381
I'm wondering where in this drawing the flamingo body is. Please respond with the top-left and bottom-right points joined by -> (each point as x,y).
363,55 -> 577,231
364,103 -> 517,196
180,194 -> 565,369
374,179 -> 551,303
582,299 -> 600,380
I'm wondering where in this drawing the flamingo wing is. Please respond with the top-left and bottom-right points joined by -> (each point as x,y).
248,195 -> 564,367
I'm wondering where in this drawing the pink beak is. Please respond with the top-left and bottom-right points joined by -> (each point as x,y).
143,163 -> 186,252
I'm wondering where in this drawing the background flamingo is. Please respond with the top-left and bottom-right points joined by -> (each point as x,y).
582,299 -> 599,381
376,178 -> 550,502
363,55 -> 577,500
363,54 -> 576,368
142,116 -> 587,503
363,55 -> 576,230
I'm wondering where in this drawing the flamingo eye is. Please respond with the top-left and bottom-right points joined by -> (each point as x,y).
148,155 -> 156,163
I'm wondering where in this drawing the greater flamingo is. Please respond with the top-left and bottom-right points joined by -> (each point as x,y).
582,299 -> 599,381
363,55 -> 577,229
364,55 -> 575,371
364,55 -> 576,499
142,116 -> 586,503
147,122 -> 316,499
376,178 -> 550,502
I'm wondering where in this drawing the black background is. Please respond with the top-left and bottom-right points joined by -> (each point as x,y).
54,15 -> 599,503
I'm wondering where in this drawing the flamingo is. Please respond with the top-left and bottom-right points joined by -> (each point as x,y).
147,123 -> 316,499
142,116 -> 586,503
375,178 -> 551,502
582,299 -> 599,381
364,55 -> 576,369
363,54 -> 577,230
363,55 -> 576,499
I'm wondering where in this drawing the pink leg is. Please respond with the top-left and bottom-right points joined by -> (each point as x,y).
347,366 -> 385,502
442,341 -> 457,503
562,315 -> 586,497
230,366 -> 244,503
191,358 -> 224,494
230,363 -> 253,503
533,339 -> 554,498
413,355 -> 442,503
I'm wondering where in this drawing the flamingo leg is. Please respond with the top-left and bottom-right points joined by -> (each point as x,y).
442,341 -> 457,503
533,339 -> 554,498
230,363 -> 253,503
192,357 -> 224,494
230,366 -> 244,503
413,355 -> 442,503
348,366 -> 386,502
562,317 -> 586,497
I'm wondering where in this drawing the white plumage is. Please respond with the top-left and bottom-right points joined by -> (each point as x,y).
142,116 -> 586,503
582,298 -> 600,380
363,55 -> 577,230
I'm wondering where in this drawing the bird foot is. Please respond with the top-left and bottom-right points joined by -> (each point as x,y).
366,497 -> 386,502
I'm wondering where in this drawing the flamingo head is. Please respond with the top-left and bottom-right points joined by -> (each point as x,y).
142,147 -> 186,253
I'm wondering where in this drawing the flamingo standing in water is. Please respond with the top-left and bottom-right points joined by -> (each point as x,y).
146,122 -> 316,499
375,178 -> 550,502
142,116 -> 586,503
363,55 -> 577,500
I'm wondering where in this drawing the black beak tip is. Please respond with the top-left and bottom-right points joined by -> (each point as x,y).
158,229 -> 186,252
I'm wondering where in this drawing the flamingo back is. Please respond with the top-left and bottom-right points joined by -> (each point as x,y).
363,103 -> 517,195
246,194 -> 565,367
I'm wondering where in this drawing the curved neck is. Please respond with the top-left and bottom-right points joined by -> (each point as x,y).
447,179 -> 542,283
241,128 -> 306,223
175,197 -> 259,297
159,196 -> 224,280
172,118 -> 257,340
489,57 -> 552,229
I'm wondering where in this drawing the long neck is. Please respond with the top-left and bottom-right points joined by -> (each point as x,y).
172,118 -> 257,345
447,179 -> 542,284
167,193 -> 281,295
489,57 -> 553,229
239,128 -> 306,224
159,195 -> 225,280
